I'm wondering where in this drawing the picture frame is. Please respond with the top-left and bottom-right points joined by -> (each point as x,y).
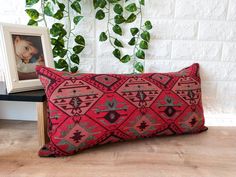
0,23 -> 54,93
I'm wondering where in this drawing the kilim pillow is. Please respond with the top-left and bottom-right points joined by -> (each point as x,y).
36,63 -> 207,157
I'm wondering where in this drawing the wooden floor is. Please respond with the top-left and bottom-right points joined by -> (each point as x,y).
0,120 -> 236,177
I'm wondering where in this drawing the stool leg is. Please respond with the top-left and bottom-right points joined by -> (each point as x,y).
36,101 -> 48,147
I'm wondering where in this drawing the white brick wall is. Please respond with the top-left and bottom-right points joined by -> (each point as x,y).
0,0 -> 235,125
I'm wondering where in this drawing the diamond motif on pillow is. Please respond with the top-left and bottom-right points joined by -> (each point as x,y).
36,63 -> 207,157
117,77 -> 162,108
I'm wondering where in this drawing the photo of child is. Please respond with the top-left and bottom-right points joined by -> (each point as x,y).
12,34 -> 45,80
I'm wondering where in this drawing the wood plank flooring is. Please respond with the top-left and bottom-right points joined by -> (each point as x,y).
0,120 -> 236,177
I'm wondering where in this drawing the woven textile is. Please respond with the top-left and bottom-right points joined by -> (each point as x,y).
36,63 -> 207,157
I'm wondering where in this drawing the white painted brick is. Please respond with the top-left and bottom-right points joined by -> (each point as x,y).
217,82 -> 236,100
74,17 -> 95,38
175,0 -> 228,20
205,114 -> 236,126
200,61 -> 236,81
146,40 -> 171,59
80,38 -> 95,58
145,60 -> 195,73
0,15 -> 21,24
221,102 -> 236,114
152,20 -> 173,39
147,60 -> 236,82
171,41 -> 222,60
228,0 -> 236,20
79,58 -> 95,73
222,42 -> 236,61
152,20 -> 198,40
96,40 -> 114,58
95,20 -> 107,39
143,0 -> 175,18
199,21 -> 236,41
203,98 -> 224,114
204,92 -> 236,115
0,1 -> 17,14
145,60 -> 172,73
201,81 -> 217,100
95,57 -> 133,74
173,21 -> 198,40
80,0 -> 94,16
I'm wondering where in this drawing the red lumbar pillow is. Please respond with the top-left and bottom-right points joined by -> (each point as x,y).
36,63 -> 207,157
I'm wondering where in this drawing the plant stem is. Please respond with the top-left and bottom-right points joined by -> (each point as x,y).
66,0 -> 72,72
132,2 -> 143,73
107,3 -> 116,49
41,0 -> 47,27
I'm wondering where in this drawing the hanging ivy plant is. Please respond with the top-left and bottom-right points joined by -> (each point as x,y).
94,0 -> 152,73
25,0 -> 85,72
25,0 -> 152,73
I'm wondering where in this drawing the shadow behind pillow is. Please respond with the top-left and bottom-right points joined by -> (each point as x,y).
36,63 -> 207,157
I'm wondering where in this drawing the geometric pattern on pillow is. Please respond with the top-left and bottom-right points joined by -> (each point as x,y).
36,63 -> 207,157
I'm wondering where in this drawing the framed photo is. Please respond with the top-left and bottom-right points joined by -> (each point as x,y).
0,23 -> 54,93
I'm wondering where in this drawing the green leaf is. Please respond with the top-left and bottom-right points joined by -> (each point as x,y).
93,0 -> 107,8
113,25 -> 122,35
98,0 -> 107,8
99,32 -> 108,41
26,0 -> 39,6
136,50 -> 145,59
62,67 -> 69,72
113,49 -> 121,59
93,0 -> 99,9
113,4 -> 123,14
134,62 -> 144,73
58,59 -> 68,68
73,45 -> 85,54
25,9 -> 39,20
53,46 -> 67,58
44,2 -> 54,16
125,3 -> 137,12
130,27 -> 139,36
55,59 -> 68,68
57,2 -> 65,11
59,49 -> 68,58
139,40 -> 148,49
70,54 -> 80,65
139,0 -> 145,5
114,39 -> 123,48
51,37 -> 65,47
71,0 -> 81,14
71,66 -> 79,73
145,20 -> 152,30
108,0 -> 121,3
73,16 -> 83,25
51,38 -> 57,45
50,23 -> 67,37
95,9 -> 105,20
126,13 -> 136,23
114,15 -> 125,24
54,61 -> 63,69
27,19 -> 38,26
120,55 -> 131,63
75,35 -> 85,46
141,31 -> 150,42
53,10 -> 64,20
128,37 -> 135,46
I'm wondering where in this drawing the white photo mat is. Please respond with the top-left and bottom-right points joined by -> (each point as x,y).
0,23 -> 54,93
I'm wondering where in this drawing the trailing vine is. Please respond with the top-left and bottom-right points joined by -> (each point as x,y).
25,0 -> 85,72
94,0 -> 152,73
25,0 -> 152,73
